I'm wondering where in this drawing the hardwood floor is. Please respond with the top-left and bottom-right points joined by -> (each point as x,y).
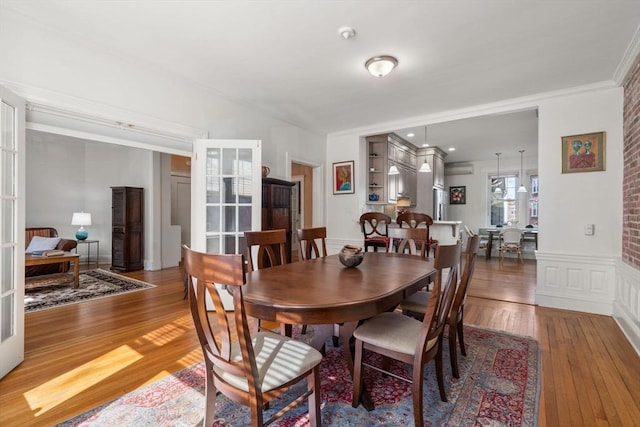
1,262 -> 638,426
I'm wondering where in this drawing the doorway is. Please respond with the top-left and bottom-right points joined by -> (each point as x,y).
291,162 -> 314,259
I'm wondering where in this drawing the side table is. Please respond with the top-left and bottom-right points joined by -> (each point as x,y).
76,239 -> 100,268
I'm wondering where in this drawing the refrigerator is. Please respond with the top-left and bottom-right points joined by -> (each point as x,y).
433,188 -> 447,221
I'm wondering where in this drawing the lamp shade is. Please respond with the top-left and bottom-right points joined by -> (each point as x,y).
71,212 -> 92,226
388,164 -> 400,175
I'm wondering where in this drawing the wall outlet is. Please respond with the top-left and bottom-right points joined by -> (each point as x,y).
584,224 -> 595,236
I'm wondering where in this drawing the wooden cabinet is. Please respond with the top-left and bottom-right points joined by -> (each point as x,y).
262,178 -> 294,263
111,186 -> 144,272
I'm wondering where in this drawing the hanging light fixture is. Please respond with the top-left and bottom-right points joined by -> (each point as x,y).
365,55 -> 398,77
518,149 -> 528,193
419,125 -> 432,173
494,152 -> 503,197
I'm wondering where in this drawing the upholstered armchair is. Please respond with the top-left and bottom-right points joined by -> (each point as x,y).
25,227 -> 78,277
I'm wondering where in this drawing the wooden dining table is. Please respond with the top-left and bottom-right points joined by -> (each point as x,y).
243,251 -> 435,410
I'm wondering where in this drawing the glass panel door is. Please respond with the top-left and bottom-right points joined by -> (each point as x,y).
0,86 -> 25,379
192,139 -> 261,309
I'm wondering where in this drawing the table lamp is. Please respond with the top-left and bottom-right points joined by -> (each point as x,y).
71,212 -> 92,240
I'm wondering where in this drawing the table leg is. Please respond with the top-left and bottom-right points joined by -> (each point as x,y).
73,257 -> 80,288
486,231 -> 495,260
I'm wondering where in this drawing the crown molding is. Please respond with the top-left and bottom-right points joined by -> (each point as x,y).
613,24 -> 640,85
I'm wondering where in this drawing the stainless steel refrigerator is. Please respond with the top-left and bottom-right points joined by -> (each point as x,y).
433,188 -> 447,221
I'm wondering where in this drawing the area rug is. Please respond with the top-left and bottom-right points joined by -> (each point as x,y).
25,269 -> 156,313
57,326 -> 539,426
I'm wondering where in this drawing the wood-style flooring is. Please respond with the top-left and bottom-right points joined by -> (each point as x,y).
1,259 -> 638,426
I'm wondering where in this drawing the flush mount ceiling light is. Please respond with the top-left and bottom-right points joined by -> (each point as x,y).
338,26 -> 356,40
365,55 -> 398,77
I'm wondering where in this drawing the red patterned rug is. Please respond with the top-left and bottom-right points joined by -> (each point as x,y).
58,326 -> 539,426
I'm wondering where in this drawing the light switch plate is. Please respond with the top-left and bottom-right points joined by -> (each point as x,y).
584,224 -> 595,235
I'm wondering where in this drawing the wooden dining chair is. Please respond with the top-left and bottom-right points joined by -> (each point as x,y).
297,227 -> 328,260
351,242 -> 461,427
244,229 -> 288,271
182,246 -> 323,427
400,235 -> 480,378
359,212 -> 392,252
386,226 -> 428,258
396,212 -> 436,256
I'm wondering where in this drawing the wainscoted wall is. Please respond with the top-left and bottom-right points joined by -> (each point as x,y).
614,261 -> 640,353
535,252 -> 616,315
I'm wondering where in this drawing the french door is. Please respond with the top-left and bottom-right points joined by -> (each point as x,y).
0,86 -> 25,379
191,139 -> 262,309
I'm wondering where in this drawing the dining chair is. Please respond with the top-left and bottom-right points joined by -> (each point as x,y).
244,229 -> 287,271
182,246 -> 323,427
386,226 -> 428,258
396,212 -> 436,256
359,212 -> 392,252
296,226 -> 327,336
297,227 -> 328,260
498,228 -> 524,263
351,242 -> 461,427
400,235 -> 480,378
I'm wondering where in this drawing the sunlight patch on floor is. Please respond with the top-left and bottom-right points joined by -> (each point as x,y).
24,345 -> 143,415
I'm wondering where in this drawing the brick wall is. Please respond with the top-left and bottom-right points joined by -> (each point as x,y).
623,59 -> 640,266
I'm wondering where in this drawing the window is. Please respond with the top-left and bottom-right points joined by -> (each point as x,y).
528,174 -> 539,225
489,174 -> 517,226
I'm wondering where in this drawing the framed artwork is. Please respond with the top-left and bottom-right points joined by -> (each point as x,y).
449,186 -> 466,205
561,131 -> 606,173
333,161 -> 355,194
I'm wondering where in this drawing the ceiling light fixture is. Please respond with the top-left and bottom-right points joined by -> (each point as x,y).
407,133 -> 414,138
419,126 -> 432,173
338,26 -> 356,40
365,55 -> 398,77
388,164 -> 400,175
494,152 -> 503,197
518,149 -> 528,193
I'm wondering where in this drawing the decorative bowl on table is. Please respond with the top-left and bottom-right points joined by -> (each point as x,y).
338,244 -> 364,268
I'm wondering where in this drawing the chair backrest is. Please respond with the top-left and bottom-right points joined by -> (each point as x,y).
244,229 -> 287,271
463,225 -> 474,238
396,212 -> 434,229
359,212 -> 392,239
297,226 -> 327,260
419,242 -> 461,350
386,227 -> 428,259
450,235 -> 480,322
501,228 -> 523,245
182,246 -> 259,401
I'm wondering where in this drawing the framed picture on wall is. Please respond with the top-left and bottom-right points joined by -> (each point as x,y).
561,131 -> 606,173
333,160 -> 355,194
449,186 -> 466,205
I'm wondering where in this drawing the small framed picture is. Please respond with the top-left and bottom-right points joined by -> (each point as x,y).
449,186 -> 466,205
333,161 -> 355,194
561,131 -> 606,173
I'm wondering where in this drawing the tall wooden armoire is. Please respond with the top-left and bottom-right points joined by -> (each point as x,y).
262,178 -> 294,263
111,186 -> 144,272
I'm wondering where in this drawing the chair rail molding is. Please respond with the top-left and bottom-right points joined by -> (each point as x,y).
614,259 -> 640,355
535,251 -> 616,316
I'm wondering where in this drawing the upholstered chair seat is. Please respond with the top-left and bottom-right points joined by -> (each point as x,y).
353,312 -> 438,355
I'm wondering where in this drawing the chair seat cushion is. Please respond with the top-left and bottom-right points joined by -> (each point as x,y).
400,290 -> 432,315
365,236 -> 389,244
353,312 -> 437,355
214,331 -> 322,393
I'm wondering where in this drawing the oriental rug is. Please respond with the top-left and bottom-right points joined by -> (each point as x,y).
58,326 -> 539,426
25,269 -> 155,313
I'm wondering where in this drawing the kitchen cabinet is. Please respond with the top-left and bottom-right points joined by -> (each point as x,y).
366,133 -> 417,205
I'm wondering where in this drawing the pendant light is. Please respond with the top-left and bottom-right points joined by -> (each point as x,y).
419,125 -> 432,173
494,152 -> 503,197
517,149 -> 528,193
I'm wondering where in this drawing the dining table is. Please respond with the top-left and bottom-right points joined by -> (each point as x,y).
243,251 -> 436,410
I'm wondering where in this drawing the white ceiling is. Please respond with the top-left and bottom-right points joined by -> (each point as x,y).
6,1 -> 640,162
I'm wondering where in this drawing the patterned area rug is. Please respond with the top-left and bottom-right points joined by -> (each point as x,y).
25,269 -> 156,313
58,326 -> 539,426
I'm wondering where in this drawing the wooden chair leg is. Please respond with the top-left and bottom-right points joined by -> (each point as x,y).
435,340 -> 448,402
204,366 -> 217,427
411,362 -> 425,427
351,340 -> 365,408
307,366 -> 321,427
449,326 -> 460,379
457,319 -> 466,356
